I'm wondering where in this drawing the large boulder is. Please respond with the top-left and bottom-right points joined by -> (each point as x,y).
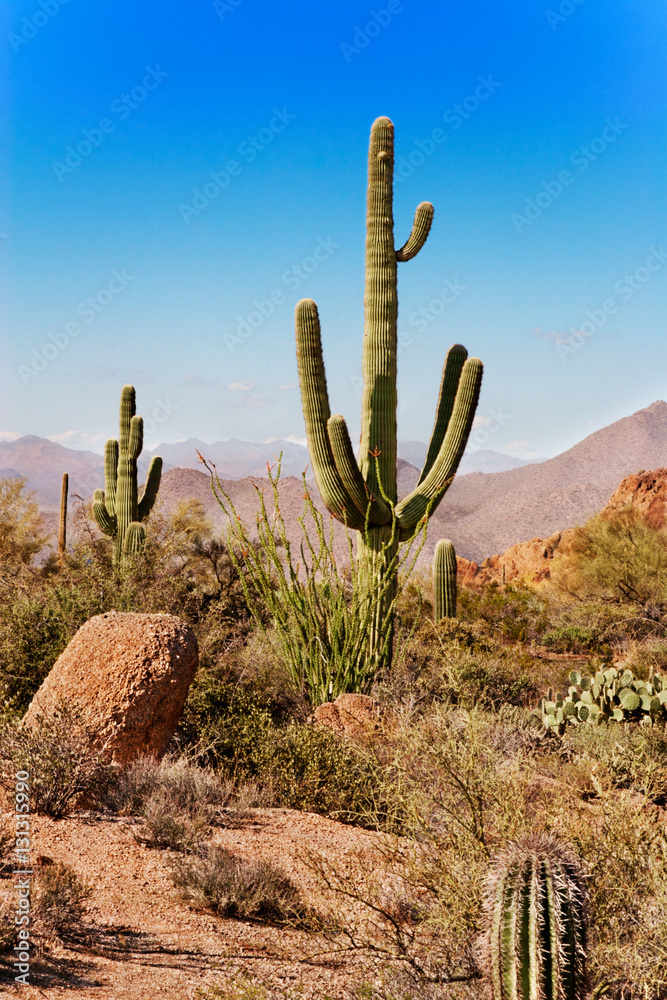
24,612 -> 198,764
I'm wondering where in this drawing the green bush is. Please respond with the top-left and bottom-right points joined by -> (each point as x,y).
457,581 -> 550,643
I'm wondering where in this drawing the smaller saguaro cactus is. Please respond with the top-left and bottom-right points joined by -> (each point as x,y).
92,385 -> 162,570
483,834 -> 588,1000
58,472 -> 68,565
433,538 -> 457,621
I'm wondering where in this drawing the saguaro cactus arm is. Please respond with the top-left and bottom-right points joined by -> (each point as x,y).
395,202 -> 434,261
137,457 -> 163,520
327,416 -> 392,525
396,357 -> 483,527
418,344 -> 469,486
92,490 -> 116,536
102,438 -> 119,516
296,299 -> 366,530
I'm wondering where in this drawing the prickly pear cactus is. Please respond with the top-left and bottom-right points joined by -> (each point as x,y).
540,667 -> 667,733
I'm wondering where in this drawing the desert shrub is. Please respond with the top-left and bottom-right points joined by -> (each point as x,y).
34,861 -> 93,939
0,597 -> 75,717
252,722 -> 379,820
0,704 -> 115,818
542,624 -> 595,653
133,793 -> 211,852
106,754 -> 233,816
457,581 -> 550,643
0,476 -> 49,574
552,506 -> 667,609
172,844 -> 311,926
384,619 -> 542,713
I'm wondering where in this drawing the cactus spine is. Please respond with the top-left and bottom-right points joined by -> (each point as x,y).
483,834 -> 588,1000
58,472 -> 68,565
295,117 -> 482,666
92,386 -> 162,570
433,538 -> 457,620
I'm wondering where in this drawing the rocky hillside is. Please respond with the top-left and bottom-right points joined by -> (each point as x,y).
459,467 -> 667,588
157,401 -> 667,564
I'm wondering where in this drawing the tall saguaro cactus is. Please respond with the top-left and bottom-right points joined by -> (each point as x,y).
433,538 -> 457,621
483,835 -> 589,1000
295,116 -> 483,667
92,385 -> 162,570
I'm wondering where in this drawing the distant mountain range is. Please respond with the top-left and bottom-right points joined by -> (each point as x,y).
4,401 -> 667,562
0,435 -> 539,510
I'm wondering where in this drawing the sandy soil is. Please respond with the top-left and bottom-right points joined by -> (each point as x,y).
0,807 -> 384,1000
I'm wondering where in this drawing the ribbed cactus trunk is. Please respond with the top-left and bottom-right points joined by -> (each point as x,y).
295,117 -> 483,677
433,538 -> 457,620
483,835 -> 589,1000
92,386 -> 162,572
357,118 -> 399,660
58,472 -> 68,566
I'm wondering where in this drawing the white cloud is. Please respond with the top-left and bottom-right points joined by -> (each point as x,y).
531,326 -> 572,345
278,383 -> 298,391
227,381 -> 255,392
506,440 -> 531,452
0,431 -> 21,441
473,415 -> 494,428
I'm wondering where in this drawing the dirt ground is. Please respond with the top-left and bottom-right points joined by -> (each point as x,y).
0,807 -> 387,1000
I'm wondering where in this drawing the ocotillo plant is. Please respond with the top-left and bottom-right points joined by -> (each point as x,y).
483,834 -> 588,1000
433,538 -> 457,620
92,385 -> 162,570
58,472 -> 68,566
295,116 -> 483,668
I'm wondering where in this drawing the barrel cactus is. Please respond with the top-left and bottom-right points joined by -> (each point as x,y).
433,538 -> 457,621
92,385 -> 162,570
482,834 -> 588,1000
295,116 -> 482,667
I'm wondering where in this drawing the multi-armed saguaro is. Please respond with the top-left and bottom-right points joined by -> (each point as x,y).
295,116 -> 482,665
92,385 -> 162,570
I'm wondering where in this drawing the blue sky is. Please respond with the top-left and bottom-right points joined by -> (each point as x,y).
2,0 -> 666,460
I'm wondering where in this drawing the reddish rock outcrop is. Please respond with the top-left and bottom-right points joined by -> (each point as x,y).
604,468 -> 667,528
457,468 -> 667,589
313,693 -> 395,745
24,612 -> 198,764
